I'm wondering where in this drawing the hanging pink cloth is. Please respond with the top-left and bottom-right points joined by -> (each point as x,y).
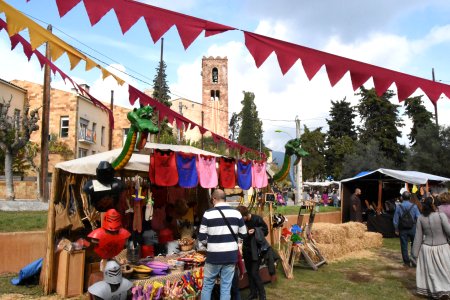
252,160 -> 268,188
197,154 -> 218,188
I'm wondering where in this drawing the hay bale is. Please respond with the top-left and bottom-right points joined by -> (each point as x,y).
311,223 -> 347,245
361,232 -> 383,249
339,222 -> 366,239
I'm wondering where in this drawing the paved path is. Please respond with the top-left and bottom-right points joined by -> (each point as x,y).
0,200 -> 48,211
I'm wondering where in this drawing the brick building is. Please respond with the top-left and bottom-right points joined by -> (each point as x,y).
170,56 -> 229,142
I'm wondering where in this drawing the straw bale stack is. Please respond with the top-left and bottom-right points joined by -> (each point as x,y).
300,222 -> 383,263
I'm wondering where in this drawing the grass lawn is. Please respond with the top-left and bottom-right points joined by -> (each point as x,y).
273,205 -> 340,216
0,237 -> 419,299
0,211 -> 47,232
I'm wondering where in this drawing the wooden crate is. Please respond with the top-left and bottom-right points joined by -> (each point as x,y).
55,250 -> 85,298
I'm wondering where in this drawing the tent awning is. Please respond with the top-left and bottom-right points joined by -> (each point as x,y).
55,143 -> 221,175
340,168 -> 450,185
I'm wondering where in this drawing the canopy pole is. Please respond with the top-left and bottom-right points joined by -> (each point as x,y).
377,180 -> 382,213
42,168 -> 59,294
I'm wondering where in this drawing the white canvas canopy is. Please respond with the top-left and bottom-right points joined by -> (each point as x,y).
55,142 -> 221,175
341,168 -> 450,185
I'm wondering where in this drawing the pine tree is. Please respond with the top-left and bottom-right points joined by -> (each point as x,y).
403,95 -> 435,145
152,60 -> 174,139
325,98 -> 357,179
356,87 -> 405,167
229,112 -> 241,142
237,92 -> 264,153
301,125 -> 326,181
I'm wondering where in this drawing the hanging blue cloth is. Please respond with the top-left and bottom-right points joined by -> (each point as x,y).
237,159 -> 252,190
11,257 -> 43,285
176,152 -> 198,188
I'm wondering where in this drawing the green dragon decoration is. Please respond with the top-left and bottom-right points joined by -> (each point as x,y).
273,138 -> 309,182
112,106 -> 159,170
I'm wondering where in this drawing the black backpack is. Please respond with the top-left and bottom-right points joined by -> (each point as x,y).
399,204 -> 415,229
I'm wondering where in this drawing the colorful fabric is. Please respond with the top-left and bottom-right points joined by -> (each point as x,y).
153,150 -> 178,187
197,155 -> 218,188
237,160 -> 252,190
218,157 -> 236,188
176,152 -> 198,188
251,160 -> 268,188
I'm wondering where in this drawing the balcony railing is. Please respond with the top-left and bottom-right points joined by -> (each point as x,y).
79,128 -> 96,144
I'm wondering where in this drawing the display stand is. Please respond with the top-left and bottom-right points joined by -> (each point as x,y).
55,250 -> 85,298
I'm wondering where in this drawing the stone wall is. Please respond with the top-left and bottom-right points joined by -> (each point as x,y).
0,179 -> 40,200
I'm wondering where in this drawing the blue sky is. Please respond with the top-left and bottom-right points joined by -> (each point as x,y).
1,0 -> 450,152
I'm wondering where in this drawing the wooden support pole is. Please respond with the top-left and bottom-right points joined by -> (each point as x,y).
377,180 -> 383,213
42,168 -> 59,294
268,201 -> 274,246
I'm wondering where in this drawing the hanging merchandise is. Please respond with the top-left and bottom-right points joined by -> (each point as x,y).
237,159 -> 253,190
218,157 -> 237,188
87,209 -> 131,259
197,155 -> 218,188
176,152 -> 199,188
152,150 -> 178,186
252,160 -> 268,188
132,176 -> 145,233
68,176 -> 84,231
54,178 -> 72,233
144,189 -> 154,221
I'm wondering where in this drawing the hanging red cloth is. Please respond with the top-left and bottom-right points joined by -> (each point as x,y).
152,150 -> 178,187
219,157 -> 236,188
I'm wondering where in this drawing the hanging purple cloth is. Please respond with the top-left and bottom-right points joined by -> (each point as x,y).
176,152 -> 198,188
237,159 -> 252,190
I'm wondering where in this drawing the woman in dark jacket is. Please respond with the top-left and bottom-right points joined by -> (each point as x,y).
236,206 -> 268,300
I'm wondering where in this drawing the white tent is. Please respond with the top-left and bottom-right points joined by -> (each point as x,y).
55,142 -> 221,175
341,168 -> 450,185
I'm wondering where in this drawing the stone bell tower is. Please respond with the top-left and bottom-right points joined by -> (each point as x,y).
201,56 -> 228,138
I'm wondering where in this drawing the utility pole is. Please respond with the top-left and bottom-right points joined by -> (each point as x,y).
295,116 -> 302,205
40,24 -> 52,202
109,90 -> 114,150
432,68 -> 439,127
201,111 -> 204,150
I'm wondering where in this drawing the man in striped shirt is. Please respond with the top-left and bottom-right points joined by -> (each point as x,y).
198,189 -> 247,300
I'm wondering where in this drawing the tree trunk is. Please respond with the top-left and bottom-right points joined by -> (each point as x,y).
4,150 -> 15,201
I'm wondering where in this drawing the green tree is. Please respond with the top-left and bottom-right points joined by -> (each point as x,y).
229,112 -> 241,142
0,96 -> 39,200
356,87 -> 405,167
152,59 -> 174,138
237,91 -> 264,152
325,98 -> 357,179
407,125 -> 450,177
403,95 -> 435,145
341,139 -> 395,179
301,125 -> 326,181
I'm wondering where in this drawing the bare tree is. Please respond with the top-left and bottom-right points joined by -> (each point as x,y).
0,95 -> 39,200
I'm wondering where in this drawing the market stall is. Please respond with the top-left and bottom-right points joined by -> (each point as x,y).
340,168 -> 450,236
42,141 -> 269,298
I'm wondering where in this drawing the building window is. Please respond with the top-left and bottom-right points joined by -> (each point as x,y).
60,116 -> 69,138
92,123 -> 97,143
212,67 -> 218,83
101,126 -> 105,146
13,109 -> 20,129
78,147 -> 88,158
210,90 -> 220,101
92,150 -> 96,155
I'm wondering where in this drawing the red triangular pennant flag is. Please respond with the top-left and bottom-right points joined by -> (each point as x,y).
83,0 -> 115,26
325,64 -> 348,87
113,0 -> 143,34
204,21 -> 235,37
275,49 -> 298,75
55,0 -> 81,17
176,23 -> 203,49
299,52 -> 324,80
420,82 -> 442,104
144,16 -> 174,43
350,70 -> 372,91
373,75 -> 394,96
244,32 -> 273,68
395,80 -> 418,102
128,85 -> 140,105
